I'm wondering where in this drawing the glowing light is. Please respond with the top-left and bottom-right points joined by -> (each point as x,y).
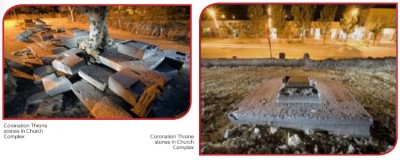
351,8 -> 359,16
221,14 -> 226,19
232,15 -> 236,19
207,8 -> 219,28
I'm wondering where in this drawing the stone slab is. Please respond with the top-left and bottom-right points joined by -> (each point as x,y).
36,94 -> 63,115
61,48 -> 84,57
162,50 -> 189,65
121,51 -> 165,73
229,77 -> 373,137
71,80 -> 104,111
287,76 -> 311,87
51,47 -> 68,55
108,69 -> 141,106
40,33 -> 54,42
91,97 -> 132,118
33,65 -> 56,82
52,54 -> 86,75
78,65 -> 113,91
72,29 -> 89,37
42,73 -> 72,96
117,40 -> 159,59
64,35 -> 88,49
99,48 -> 136,71
35,18 -> 46,25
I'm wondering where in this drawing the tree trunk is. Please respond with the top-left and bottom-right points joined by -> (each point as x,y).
78,6 -> 110,63
323,32 -> 326,45
68,7 -> 75,22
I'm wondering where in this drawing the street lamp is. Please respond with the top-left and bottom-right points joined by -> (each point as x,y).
221,14 -> 226,19
232,15 -> 235,19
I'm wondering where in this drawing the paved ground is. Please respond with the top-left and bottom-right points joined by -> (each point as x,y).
201,38 -> 396,60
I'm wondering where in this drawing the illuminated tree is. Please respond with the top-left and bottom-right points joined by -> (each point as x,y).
340,5 -> 358,43
319,5 -> 338,44
247,5 -> 267,38
291,5 -> 316,39
271,5 -> 287,43
370,22 -> 385,45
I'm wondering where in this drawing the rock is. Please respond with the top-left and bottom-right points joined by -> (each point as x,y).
52,54 -> 86,75
36,94 -> 63,115
33,65 -> 56,82
287,134 -> 301,147
117,40 -> 159,59
71,80 -> 104,111
42,73 -> 72,96
304,129 -> 314,135
25,92 -> 48,115
347,144 -> 355,153
78,65 -> 113,91
108,69 -> 141,106
253,127 -> 260,135
269,127 -> 278,134
224,129 -> 232,139
278,144 -> 288,150
91,97 -> 132,118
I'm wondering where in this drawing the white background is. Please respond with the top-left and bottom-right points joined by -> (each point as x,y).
0,0 -> 398,160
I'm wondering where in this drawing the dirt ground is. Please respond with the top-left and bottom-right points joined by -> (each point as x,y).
201,38 -> 396,60
200,60 -> 396,154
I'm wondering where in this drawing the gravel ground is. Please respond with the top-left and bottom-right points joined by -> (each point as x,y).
201,59 -> 396,154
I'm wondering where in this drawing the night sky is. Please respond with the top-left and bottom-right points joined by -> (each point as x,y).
202,4 -> 396,21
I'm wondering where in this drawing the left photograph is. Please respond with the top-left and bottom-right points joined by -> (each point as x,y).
3,5 -> 191,119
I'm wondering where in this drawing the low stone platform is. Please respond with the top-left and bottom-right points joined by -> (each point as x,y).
228,77 -> 373,137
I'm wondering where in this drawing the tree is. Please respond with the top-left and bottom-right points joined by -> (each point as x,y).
319,5 -> 338,44
270,5 -> 286,43
77,6 -> 110,63
68,7 -> 76,22
370,22 -> 385,45
290,5 -> 316,39
340,5 -> 358,43
247,5 -> 267,38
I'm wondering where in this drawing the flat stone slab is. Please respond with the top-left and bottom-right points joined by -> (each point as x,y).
78,65 -> 113,91
52,54 -> 86,75
71,80 -> 132,118
33,65 -> 56,82
99,48 -> 136,71
100,47 -> 165,73
64,35 -> 88,49
60,48 -> 84,57
163,50 -> 189,66
229,77 -> 373,137
51,47 -> 68,55
42,73 -> 72,96
108,69 -> 141,106
71,80 -> 104,111
287,76 -> 311,87
91,97 -> 132,118
117,40 -> 159,59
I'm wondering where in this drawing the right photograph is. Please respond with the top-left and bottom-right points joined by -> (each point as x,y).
200,3 -> 396,154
